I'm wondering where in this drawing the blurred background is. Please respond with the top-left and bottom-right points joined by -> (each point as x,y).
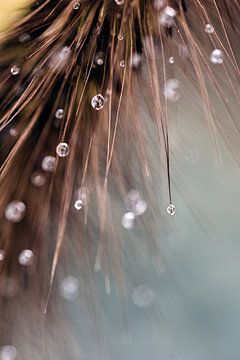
1,2 -> 240,360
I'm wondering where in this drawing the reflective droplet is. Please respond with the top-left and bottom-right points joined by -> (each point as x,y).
125,190 -> 147,216
114,0 -> 125,5
167,203 -> 175,216
121,212 -> 135,229
130,53 -> 142,69
169,56 -> 174,64
91,94 -> 105,110
131,285 -> 155,308
18,33 -> 31,43
56,142 -> 69,157
5,201 -> 26,223
11,65 -> 20,76
41,156 -> 56,172
210,49 -> 224,64
74,199 -> 83,210
55,108 -> 64,119
0,345 -> 18,360
18,249 -> 34,266
164,79 -> 180,102
60,276 -> 79,300
159,6 -> 177,26
94,52 -> 105,66
118,33 -> 123,40
73,2 -> 80,10
134,199 -> 147,216
120,60 -> 125,67
50,46 -> 71,69
0,250 -> 5,261
9,128 -> 18,137
31,172 -> 46,187
205,23 -> 214,34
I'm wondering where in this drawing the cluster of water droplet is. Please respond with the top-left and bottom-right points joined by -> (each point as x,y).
121,190 -> 147,229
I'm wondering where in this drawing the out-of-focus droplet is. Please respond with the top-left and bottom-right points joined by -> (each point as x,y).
205,23 -> 214,34
120,60 -> 125,67
41,156 -> 56,172
0,278 -> 19,298
94,52 -> 105,66
11,65 -> 20,76
125,189 -> 147,216
167,203 -> 175,216
130,53 -> 142,69
134,199 -> 147,216
56,142 -> 69,157
5,201 -> 26,223
164,79 -> 180,102
153,0 -> 167,11
169,56 -> 174,64
114,0 -> 125,5
178,44 -> 189,59
9,128 -> 18,137
50,46 -> 71,69
73,2 -> 80,10
0,345 -> 18,360
31,172 -> 46,187
60,276 -> 79,300
118,33 -> 123,40
131,285 -> 155,308
0,250 -> 5,261
74,199 -> 83,210
55,108 -> 64,119
18,33 -> 31,43
91,94 -> 105,110
210,49 -> 224,64
18,249 -> 34,266
159,6 -> 176,26
121,212 -> 136,229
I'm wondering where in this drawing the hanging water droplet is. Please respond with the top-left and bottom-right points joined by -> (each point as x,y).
60,276 -> 79,300
31,172 -> 46,187
164,79 -> 180,102
210,49 -> 224,64
74,199 -> 83,210
168,56 -> 174,64
5,201 -> 26,223
56,142 -> 69,157
18,249 -> 34,266
121,212 -> 136,229
114,0 -> 125,5
118,33 -> 123,40
0,250 -> 5,261
10,65 -> 20,76
167,203 -> 175,216
205,23 -> 214,34
91,94 -> 105,110
120,60 -> 125,67
131,285 -> 155,308
55,108 -> 64,119
73,2 -> 80,10
0,345 -> 18,360
41,156 -> 56,172
94,52 -> 105,66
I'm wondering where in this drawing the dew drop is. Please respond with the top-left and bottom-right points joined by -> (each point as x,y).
205,23 -> 214,34
159,6 -> 177,26
41,156 -> 56,172
91,94 -> 105,110
18,249 -> 34,266
31,172 -> 46,187
55,108 -> 64,119
210,49 -> 224,64
94,52 -> 105,66
167,203 -> 175,216
121,212 -> 136,229
120,60 -> 125,67
60,276 -> 79,300
114,0 -> 125,5
11,65 -> 20,76
74,199 -> 83,210
5,201 -> 26,223
118,33 -> 123,40
56,142 -> 69,157
168,56 -> 174,64
164,79 -> 180,102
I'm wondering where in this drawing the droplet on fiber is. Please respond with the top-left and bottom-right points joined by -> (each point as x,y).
167,203 -> 176,216
56,142 -> 69,157
60,276 -> 79,300
91,94 -> 105,110
18,249 -> 34,266
74,199 -> 83,211
205,23 -> 214,34
10,65 -> 20,76
210,49 -> 224,64
41,156 -> 56,172
169,56 -> 174,64
120,60 -> 125,67
159,6 -> 177,26
5,201 -> 26,223
94,52 -> 105,66
114,0 -> 125,5
73,2 -> 80,10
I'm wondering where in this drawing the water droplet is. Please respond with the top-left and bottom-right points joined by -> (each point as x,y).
121,212 -> 136,229
11,65 -> 20,76
167,203 -> 175,216
41,156 -> 56,172
169,56 -> 174,64
131,285 -> 155,308
9,128 -> 18,137
94,52 -> 105,66
74,199 -> 83,210
114,0 -> 125,5
60,276 -> 79,300
31,172 -> 46,187
91,94 -> 105,110
5,201 -> 26,223
118,33 -> 123,40
153,0 -> 167,11
18,249 -> 34,266
205,23 -> 214,34
130,53 -> 142,69
0,250 -> 5,261
55,108 -> 64,119
18,33 -> 31,43
56,142 -> 69,157
210,49 -> 224,64
134,199 -> 147,216
159,6 -> 177,26
125,190 -> 147,216
164,79 -> 180,102
73,2 -> 80,10
120,60 -> 125,67
0,345 -> 18,360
